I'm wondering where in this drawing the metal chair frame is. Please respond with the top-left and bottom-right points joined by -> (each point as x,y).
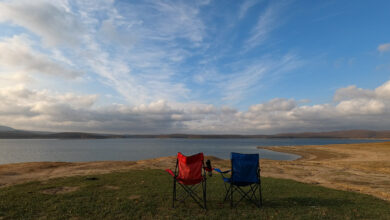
216,153 -> 263,208
169,153 -> 207,210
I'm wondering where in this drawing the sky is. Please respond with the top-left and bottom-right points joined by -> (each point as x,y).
0,0 -> 390,134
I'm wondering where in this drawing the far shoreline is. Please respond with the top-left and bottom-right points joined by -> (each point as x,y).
1,136 -> 390,140
2,129 -> 390,139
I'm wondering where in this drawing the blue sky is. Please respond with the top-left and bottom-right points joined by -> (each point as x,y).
0,0 -> 390,134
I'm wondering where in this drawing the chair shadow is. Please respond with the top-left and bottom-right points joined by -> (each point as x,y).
264,197 -> 353,208
201,196 -> 354,211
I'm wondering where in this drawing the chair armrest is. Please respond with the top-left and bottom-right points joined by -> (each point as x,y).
204,167 -> 213,172
165,169 -> 175,177
214,168 -> 231,174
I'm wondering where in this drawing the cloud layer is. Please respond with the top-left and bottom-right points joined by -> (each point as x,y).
1,81 -> 390,134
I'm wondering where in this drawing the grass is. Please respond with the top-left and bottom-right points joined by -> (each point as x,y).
0,170 -> 389,219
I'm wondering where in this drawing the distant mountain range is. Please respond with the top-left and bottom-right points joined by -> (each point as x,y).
0,125 -> 390,139
0,125 -> 15,132
271,130 -> 390,139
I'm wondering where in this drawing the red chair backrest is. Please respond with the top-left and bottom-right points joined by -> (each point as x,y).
177,152 -> 204,184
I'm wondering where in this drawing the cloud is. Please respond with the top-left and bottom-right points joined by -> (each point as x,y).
0,0 -> 301,107
65,1 -> 204,104
333,85 -> 375,101
112,0 -> 206,45
2,0 -> 389,135
336,99 -> 385,115
98,19 -> 135,47
221,53 -> 302,102
0,0 -> 201,104
249,98 -> 296,112
378,43 -> 390,53
0,35 -> 82,78
193,53 -> 302,104
2,80 -> 390,134
149,0 -> 206,43
0,86 -> 194,133
245,2 -> 283,50
0,0 -> 85,47
375,80 -> 390,98
238,0 -> 260,19
0,72 -> 34,88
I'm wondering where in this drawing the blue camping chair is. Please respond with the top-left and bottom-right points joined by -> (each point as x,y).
215,152 -> 262,208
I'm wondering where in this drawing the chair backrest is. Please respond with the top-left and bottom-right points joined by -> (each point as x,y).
176,152 -> 204,183
231,152 -> 259,183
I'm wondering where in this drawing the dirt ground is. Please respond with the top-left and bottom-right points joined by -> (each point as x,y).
1,141 -> 389,201
259,141 -> 390,201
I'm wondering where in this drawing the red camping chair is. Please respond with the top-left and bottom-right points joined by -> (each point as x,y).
166,152 -> 208,209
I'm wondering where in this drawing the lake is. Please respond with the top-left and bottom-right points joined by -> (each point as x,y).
0,138 -> 385,164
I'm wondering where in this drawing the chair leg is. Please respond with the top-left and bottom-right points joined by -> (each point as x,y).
230,184 -> 233,208
173,179 -> 176,208
203,180 -> 207,210
228,184 -> 262,208
178,183 -> 205,209
259,181 -> 263,207
223,186 -> 230,201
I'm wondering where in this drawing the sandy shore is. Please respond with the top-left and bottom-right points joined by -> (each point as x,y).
1,141 -> 389,201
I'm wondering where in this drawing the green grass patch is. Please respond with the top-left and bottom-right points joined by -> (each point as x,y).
0,170 -> 389,219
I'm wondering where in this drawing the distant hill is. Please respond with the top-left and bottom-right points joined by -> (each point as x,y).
0,126 -> 124,139
126,130 -> 390,139
124,134 -> 268,139
0,125 -> 15,132
0,126 -> 390,139
0,130 -> 124,139
272,130 -> 390,139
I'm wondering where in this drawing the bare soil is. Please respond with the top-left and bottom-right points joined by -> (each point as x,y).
41,186 -> 79,195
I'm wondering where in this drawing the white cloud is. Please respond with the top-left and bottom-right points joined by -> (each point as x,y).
150,1 -> 206,43
336,99 -> 385,115
0,72 -> 34,88
334,85 -> 375,101
2,80 -> 390,134
98,19 -> 135,47
0,0 -> 85,47
238,0 -> 260,19
378,43 -> 390,53
0,0 -> 200,105
0,35 -> 82,78
2,0 -> 390,135
245,2 -> 281,50
375,80 -> 390,98
69,0 -> 203,104
0,86 -> 193,133
249,98 -> 296,112
221,53 -> 302,102
0,0 -> 299,107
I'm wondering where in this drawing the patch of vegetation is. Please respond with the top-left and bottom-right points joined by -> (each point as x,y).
0,170 -> 389,219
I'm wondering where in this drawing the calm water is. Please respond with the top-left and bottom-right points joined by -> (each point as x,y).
0,138 -> 385,164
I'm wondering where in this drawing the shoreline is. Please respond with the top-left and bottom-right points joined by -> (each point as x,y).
1,141 -> 390,201
1,137 -> 390,140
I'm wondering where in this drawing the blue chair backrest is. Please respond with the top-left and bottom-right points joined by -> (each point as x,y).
231,152 -> 259,183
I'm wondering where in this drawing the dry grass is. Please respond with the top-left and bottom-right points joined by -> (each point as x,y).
259,141 -> 390,201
